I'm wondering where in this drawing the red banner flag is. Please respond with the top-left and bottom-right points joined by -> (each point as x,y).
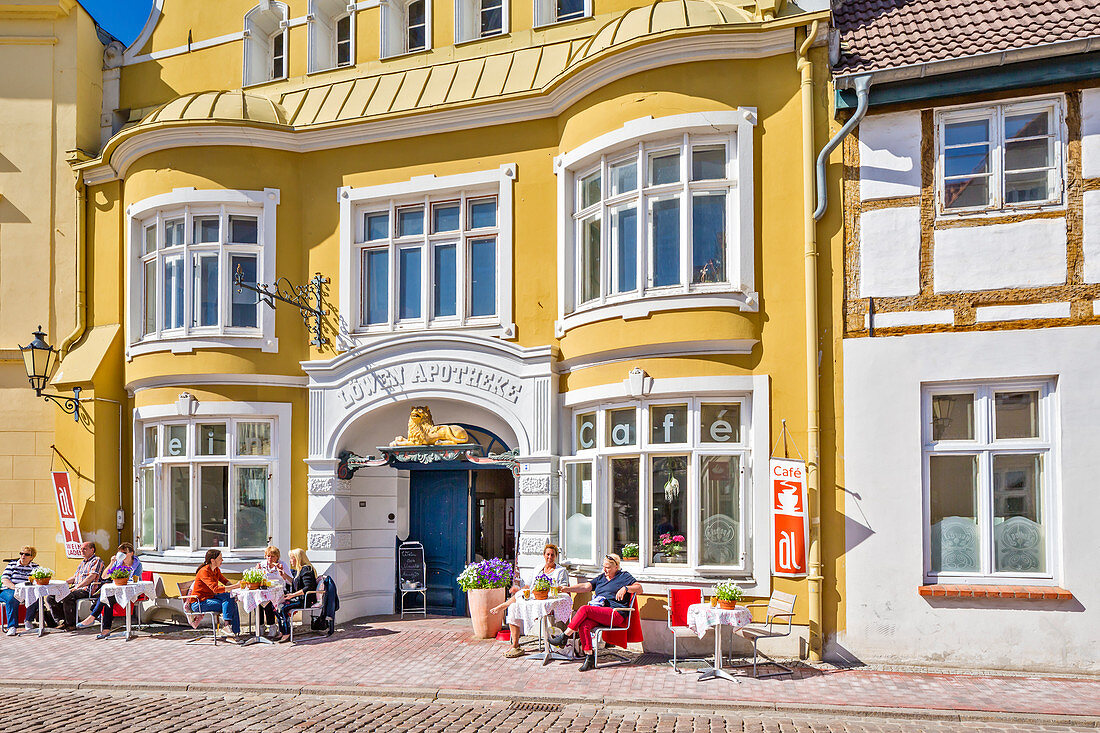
51,471 -> 83,559
770,458 -> 808,577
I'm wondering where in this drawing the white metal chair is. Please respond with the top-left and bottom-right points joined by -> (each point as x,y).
733,590 -> 797,678
664,587 -> 712,673
590,594 -> 637,669
177,581 -> 223,645
287,577 -> 326,642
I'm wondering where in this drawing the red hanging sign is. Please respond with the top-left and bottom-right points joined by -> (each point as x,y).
770,458 -> 807,577
51,471 -> 83,559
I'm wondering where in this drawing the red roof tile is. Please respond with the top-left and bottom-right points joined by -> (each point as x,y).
833,0 -> 1100,74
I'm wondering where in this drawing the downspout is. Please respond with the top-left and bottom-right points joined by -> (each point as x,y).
59,177 -> 88,357
814,74 -> 871,221
796,20 -> 823,662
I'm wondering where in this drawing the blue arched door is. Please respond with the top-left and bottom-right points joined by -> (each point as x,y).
408,470 -> 469,616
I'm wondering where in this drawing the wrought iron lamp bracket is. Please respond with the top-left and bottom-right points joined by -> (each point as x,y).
234,266 -> 331,348
39,386 -> 82,422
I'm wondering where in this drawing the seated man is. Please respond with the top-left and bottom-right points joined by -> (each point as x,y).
550,553 -> 642,672
1,546 -> 42,635
45,541 -> 103,630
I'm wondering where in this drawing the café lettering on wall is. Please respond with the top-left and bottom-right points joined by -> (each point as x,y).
770,458 -> 807,577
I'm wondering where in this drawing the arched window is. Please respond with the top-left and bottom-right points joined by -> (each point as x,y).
308,0 -> 355,72
455,0 -> 506,43
406,0 -> 426,52
244,2 -> 289,86
381,0 -> 431,57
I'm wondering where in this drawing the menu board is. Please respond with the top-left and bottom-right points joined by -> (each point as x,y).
398,541 -> 425,590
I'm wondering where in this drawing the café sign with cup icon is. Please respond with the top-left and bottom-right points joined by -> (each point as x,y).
770,458 -> 807,578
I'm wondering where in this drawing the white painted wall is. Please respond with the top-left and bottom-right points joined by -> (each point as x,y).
933,218 -> 1067,292
1084,190 -> 1100,283
1082,87 -> 1100,180
859,111 -> 922,201
837,326 -> 1100,673
859,206 -> 921,297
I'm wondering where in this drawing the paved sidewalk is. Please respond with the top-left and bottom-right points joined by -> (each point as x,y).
0,615 -> 1096,724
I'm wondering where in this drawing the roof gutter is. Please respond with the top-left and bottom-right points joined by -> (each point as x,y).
833,34 -> 1100,91
813,73 -> 870,221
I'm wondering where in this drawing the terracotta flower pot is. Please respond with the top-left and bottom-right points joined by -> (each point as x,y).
466,586 -> 506,639
532,589 -> 549,600
622,555 -> 638,562
718,599 -> 737,610
113,577 -> 128,586
33,578 -> 50,585
244,582 -> 260,590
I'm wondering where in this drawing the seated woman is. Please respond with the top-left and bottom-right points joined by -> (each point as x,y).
273,548 -> 317,643
255,546 -> 293,638
80,542 -> 143,638
549,553 -> 642,672
490,543 -> 569,658
189,549 -> 242,641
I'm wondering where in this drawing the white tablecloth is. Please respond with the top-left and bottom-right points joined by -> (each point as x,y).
508,594 -> 573,632
231,586 -> 285,614
99,580 -> 154,607
685,603 -> 752,639
13,581 -> 70,607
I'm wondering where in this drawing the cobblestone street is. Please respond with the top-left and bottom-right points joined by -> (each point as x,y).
6,687 -> 1095,733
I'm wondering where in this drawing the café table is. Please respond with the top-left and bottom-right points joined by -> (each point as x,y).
14,581 -> 70,637
231,585 -> 285,645
511,593 -> 574,665
685,603 -> 753,682
98,580 -> 155,640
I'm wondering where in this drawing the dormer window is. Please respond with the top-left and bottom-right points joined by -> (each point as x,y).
382,0 -> 431,57
533,0 -> 588,26
308,0 -> 355,72
244,2 -> 289,86
456,0 -> 507,42
556,0 -> 584,22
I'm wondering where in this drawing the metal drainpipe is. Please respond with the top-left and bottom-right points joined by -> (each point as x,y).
814,74 -> 871,221
796,20 -> 824,662
59,178 -> 88,357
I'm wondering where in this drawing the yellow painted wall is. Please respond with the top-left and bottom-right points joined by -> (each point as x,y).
0,3 -> 104,576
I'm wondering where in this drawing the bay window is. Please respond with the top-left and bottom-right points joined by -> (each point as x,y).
127,188 -> 278,356
136,417 -> 276,553
562,396 -> 750,573
556,112 -> 756,334
340,166 -> 515,339
922,380 -> 1056,580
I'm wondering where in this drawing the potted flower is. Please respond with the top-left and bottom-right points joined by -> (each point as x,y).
457,558 -> 513,639
621,544 -> 639,561
714,580 -> 743,610
29,567 -> 52,585
240,568 -> 264,590
110,566 -> 133,586
530,573 -> 551,600
657,533 -> 686,559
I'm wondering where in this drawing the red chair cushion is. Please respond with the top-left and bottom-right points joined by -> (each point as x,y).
0,606 -> 26,626
601,597 -> 644,649
668,587 -> 702,628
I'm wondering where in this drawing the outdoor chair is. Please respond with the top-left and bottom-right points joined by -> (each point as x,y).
288,576 -> 326,643
733,590 -> 797,678
664,587 -> 712,673
591,594 -> 643,669
177,580 -> 223,645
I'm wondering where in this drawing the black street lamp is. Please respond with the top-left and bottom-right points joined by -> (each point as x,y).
19,326 -> 81,421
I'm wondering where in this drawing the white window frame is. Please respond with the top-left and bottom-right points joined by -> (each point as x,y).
243,2 -> 290,86
133,401 -> 292,573
921,379 -> 1059,584
935,96 -> 1065,217
560,374 -> 770,595
381,0 -> 432,58
532,0 -> 589,27
554,111 -> 758,337
455,0 -> 508,43
126,188 -> 280,358
339,165 -> 516,341
307,0 -> 356,73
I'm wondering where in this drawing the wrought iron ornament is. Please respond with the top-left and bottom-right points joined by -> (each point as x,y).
234,266 -> 330,348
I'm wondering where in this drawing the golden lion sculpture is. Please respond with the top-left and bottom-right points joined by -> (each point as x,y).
391,406 -> 471,446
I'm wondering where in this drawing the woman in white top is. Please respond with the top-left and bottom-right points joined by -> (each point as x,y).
491,543 -> 570,658
255,546 -> 293,637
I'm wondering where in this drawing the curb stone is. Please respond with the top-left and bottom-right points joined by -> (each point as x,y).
6,678 -> 1099,727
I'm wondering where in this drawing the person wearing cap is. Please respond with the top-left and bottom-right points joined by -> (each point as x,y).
549,553 -> 642,672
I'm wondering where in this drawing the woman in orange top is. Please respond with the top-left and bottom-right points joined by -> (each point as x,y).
190,549 -> 241,639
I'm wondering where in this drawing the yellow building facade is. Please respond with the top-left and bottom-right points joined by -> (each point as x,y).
32,0 -> 846,656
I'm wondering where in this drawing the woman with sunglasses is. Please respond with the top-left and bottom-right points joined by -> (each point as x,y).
77,542 -> 143,637
1,547 -> 40,636
549,553 -> 642,672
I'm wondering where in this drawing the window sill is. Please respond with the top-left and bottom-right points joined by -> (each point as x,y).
455,31 -> 509,48
128,334 -> 278,359
918,584 -> 1073,600
934,200 -> 1065,222
556,291 -> 759,337
350,321 -> 515,342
